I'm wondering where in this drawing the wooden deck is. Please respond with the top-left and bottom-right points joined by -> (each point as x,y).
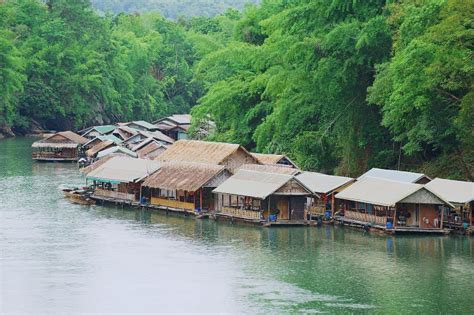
335,216 -> 450,235
215,213 -> 309,226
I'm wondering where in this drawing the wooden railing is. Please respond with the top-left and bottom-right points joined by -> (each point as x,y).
32,152 -> 77,160
307,205 -> 327,215
94,189 -> 135,201
220,206 -> 261,220
345,210 -> 387,226
150,197 -> 195,211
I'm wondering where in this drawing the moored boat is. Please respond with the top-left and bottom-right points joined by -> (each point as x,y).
62,187 -> 95,205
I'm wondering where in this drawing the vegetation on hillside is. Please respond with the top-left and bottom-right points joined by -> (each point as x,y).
91,0 -> 259,19
0,0 -> 472,179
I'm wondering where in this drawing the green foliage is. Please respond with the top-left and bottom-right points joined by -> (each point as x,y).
191,0 -> 473,179
91,0 -> 260,19
1,0 -> 472,180
0,0 -> 204,131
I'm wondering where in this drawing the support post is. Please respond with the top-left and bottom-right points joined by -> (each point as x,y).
440,206 -> 444,229
331,192 -> 335,217
267,196 -> 271,221
200,188 -> 203,211
393,207 -> 397,228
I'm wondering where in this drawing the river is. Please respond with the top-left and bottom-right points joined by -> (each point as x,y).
1,137 -> 473,314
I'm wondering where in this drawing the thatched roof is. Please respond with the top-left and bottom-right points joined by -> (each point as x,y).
239,164 -> 300,175
250,153 -> 297,168
154,140 -> 256,165
86,141 -> 114,157
32,131 -> 88,148
56,131 -> 88,144
142,162 -> 227,192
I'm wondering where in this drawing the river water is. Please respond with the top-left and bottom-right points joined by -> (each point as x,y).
1,137 -> 473,314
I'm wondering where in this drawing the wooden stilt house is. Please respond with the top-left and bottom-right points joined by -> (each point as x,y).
213,168 -> 313,225
358,168 -> 431,184
31,131 -> 88,161
141,162 -> 231,214
296,172 -> 354,219
426,178 -> 474,231
154,140 -> 258,173
85,156 -> 160,203
335,177 -> 453,233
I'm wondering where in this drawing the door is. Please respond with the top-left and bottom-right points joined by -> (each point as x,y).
277,197 -> 289,220
405,204 -> 419,226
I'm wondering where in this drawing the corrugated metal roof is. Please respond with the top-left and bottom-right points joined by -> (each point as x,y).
140,130 -> 174,144
156,114 -> 191,125
358,168 -> 429,183
82,125 -> 116,136
127,120 -> 158,130
86,156 -> 160,183
335,177 -> 451,207
84,135 -> 123,147
137,142 -> 167,159
425,178 -> 474,204
97,146 -> 138,159
143,162 -> 226,192
86,141 -> 114,157
80,154 -> 123,173
296,172 -> 354,194
213,169 -> 295,199
239,164 -> 300,175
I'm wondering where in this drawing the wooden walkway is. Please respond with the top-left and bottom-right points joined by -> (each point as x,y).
335,216 -> 451,235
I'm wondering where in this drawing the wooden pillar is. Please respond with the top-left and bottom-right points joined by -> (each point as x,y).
267,196 -> 271,221
440,206 -> 444,229
331,192 -> 335,217
200,188 -> 203,210
393,207 -> 397,227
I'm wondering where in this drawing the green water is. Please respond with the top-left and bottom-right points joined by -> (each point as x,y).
1,138 -> 473,314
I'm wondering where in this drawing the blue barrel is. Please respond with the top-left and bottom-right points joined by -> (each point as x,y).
386,222 -> 393,229
325,210 -> 331,218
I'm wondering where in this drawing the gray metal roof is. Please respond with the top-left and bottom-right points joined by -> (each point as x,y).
425,178 -> 474,204
213,169 -> 296,199
97,146 -> 138,159
335,177 -> 452,207
296,172 -> 354,194
358,168 -> 429,183
86,156 -> 160,183
128,120 -> 159,130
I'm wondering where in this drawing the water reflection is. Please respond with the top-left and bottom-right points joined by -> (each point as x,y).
1,138 -> 473,314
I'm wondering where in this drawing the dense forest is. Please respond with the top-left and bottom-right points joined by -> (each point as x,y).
91,0 -> 260,19
0,0 -> 472,180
